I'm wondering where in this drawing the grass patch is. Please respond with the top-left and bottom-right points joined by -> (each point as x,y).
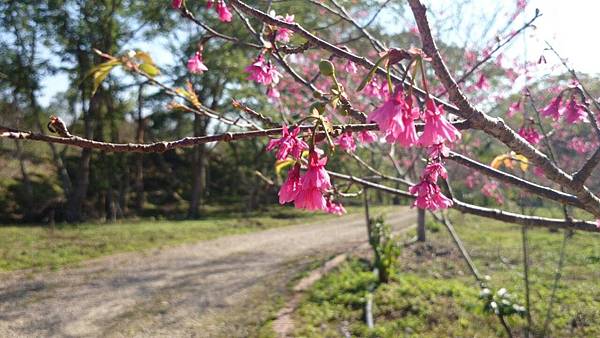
292,212 -> 600,337
0,205 -> 394,272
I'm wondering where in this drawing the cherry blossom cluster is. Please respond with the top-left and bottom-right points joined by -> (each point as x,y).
267,126 -> 346,215
541,92 -> 588,124
172,0 -> 232,22
366,86 -> 460,210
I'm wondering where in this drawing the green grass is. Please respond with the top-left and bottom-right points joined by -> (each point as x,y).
292,212 -> 600,337
0,205 -> 384,272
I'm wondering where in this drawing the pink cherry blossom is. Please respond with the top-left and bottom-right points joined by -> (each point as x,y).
294,152 -> 332,211
475,73 -> 490,90
172,0 -> 183,9
267,86 -> 280,99
335,132 -> 356,152
419,97 -> 461,147
410,180 -> 453,211
423,162 -> 448,182
245,54 -> 282,85
344,60 -> 358,74
507,101 -> 521,117
357,130 -> 377,144
266,125 -> 308,160
325,198 -> 346,215
364,78 -> 389,99
482,181 -> 504,205
466,174 -> 478,189
518,126 -> 542,145
294,188 -> 327,211
428,143 -> 450,159
368,89 -> 409,143
596,219 -> 600,230
541,96 -> 562,120
274,14 -> 295,42
216,1 -> 232,22
187,51 -> 208,74
279,163 -> 301,204
562,98 -> 588,124
301,152 -> 332,191
395,97 -> 420,147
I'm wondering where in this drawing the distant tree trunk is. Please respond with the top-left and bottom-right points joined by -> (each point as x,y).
188,114 -> 207,218
15,140 -> 34,221
417,208 -> 426,242
65,87 -> 98,223
134,84 -> 145,213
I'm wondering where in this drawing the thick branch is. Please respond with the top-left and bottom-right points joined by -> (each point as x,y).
447,151 -> 582,208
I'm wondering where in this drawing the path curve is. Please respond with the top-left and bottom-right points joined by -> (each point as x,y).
0,208 -> 415,337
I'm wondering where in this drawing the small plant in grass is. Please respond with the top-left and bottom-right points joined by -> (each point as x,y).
480,286 -> 526,319
369,216 -> 401,284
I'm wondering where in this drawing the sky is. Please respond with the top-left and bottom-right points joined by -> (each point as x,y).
38,0 -> 599,106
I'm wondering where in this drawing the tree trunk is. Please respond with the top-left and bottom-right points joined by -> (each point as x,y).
134,84 -> 145,213
15,140 -> 34,221
417,208 -> 426,242
188,114 -> 207,218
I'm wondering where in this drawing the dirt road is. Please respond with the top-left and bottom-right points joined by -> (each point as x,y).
0,208 -> 416,337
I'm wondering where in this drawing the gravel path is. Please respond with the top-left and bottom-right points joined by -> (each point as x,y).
0,208 -> 415,338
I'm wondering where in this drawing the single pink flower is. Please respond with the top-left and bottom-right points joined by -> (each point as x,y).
357,130 -> 378,144
396,97 -> 420,147
294,152 -> 331,211
245,54 -> 282,85
274,14 -> 295,42
562,98 -> 588,124
267,86 -> 280,99
368,90 -> 408,143
326,198 -> 346,215
518,126 -> 542,145
409,180 -> 453,211
465,174 -> 478,189
216,1 -> 232,22
596,219 -> 600,230
364,78 -> 389,99
482,181 -> 504,205
301,152 -> 332,191
541,96 -> 562,120
533,166 -> 545,177
419,97 -> 461,147
422,162 -> 448,182
507,101 -> 521,117
172,0 -> 183,9
294,188 -> 326,211
279,163 -> 301,204
475,73 -> 490,90
335,132 -> 356,152
187,51 -> 208,74
428,143 -> 450,159
344,60 -> 358,74
266,125 -> 308,160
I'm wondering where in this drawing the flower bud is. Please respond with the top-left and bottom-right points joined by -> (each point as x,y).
318,60 -> 335,77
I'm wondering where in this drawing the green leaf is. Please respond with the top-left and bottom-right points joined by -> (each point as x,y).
139,63 -> 160,77
356,54 -> 389,92
89,59 -> 120,95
